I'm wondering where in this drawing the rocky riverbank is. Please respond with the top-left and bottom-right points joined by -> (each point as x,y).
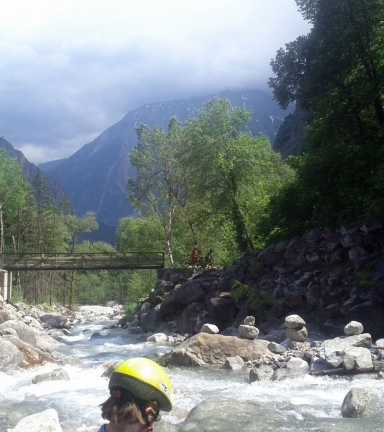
127,220 -> 384,341
2,293 -> 384,430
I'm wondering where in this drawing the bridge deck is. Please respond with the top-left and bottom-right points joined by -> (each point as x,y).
1,252 -> 164,271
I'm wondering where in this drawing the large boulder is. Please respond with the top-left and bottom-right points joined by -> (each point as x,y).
0,320 -> 36,346
159,333 -> 270,366
8,409 -> 62,432
39,314 -> 68,329
140,304 -> 163,332
341,388 -> 380,418
6,336 -> 56,368
155,397 -> 262,432
35,334 -> 64,354
0,338 -> 24,371
174,302 -> 206,334
343,347 -> 373,371
160,280 -> 205,318
323,333 -> 372,368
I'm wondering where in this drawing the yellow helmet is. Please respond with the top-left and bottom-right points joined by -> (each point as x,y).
109,357 -> 173,412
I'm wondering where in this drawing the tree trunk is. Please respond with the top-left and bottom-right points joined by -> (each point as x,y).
166,208 -> 174,267
69,270 -> 76,310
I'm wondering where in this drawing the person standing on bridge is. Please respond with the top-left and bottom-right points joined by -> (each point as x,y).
97,357 -> 173,432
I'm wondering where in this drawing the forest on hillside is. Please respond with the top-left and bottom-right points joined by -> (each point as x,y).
1,0 -> 383,311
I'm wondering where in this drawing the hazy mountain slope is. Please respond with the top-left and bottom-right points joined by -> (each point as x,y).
0,137 -> 39,179
38,158 -> 67,173
48,89 -> 295,243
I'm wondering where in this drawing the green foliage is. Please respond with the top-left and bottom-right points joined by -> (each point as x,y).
249,259 -> 261,276
125,97 -> 293,265
263,0 -> 384,240
232,280 -> 250,299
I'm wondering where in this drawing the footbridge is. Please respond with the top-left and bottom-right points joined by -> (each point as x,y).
0,251 -> 164,300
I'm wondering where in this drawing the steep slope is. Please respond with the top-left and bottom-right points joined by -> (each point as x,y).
272,108 -> 308,157
0,137 -> 39,179
50,89 -> 294,243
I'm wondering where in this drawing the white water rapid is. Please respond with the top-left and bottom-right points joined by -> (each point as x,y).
1,318 -> 384,431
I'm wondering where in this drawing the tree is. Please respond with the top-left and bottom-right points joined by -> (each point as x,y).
180,98 -> 293,251
127,118 -> 186,266
265,0 -> 384,235
64,211 -> 98,253
0,149 -> 28,264
62,211 -> 98,309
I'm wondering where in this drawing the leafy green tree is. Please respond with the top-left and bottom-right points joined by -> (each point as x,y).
181,98 -> 293,251
64,211 -> 98,253
0,149 -> 28,263
116,216 -> 165,253
127,119 -> 186,266
61,212 -> 98,309
265,0 -> 384,237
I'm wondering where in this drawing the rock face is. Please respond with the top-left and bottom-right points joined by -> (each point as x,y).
159,333 -> 270,366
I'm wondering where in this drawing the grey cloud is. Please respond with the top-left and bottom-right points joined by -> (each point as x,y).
0,1 -> 310,163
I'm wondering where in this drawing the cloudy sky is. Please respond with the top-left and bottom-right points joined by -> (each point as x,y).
0,0 -> 310,164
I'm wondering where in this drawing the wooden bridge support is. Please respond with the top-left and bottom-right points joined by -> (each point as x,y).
0,270 -> 11,301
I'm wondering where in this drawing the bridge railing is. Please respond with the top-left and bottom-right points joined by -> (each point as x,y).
1,252 -> 165,271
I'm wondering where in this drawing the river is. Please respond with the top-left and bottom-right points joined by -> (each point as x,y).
1,317 -> 384,431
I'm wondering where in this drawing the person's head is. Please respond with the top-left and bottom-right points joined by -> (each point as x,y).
100,357 -> 173,431
193,245 -> 198,250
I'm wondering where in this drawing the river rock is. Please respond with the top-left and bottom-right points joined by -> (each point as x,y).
147,332 -> 168,343
284,314 -> 306,329
155,397 -> 262,432
343,347 -> 373,371
35,334 -> 64,354
200,323 -> 219,334
344,321 -> 363,336
6,336 -> 55,368
9,408 -> 63,431
0,338 -> 24,371
341,388 -> 380,418
286,357 -> 309,376
323,333 -> 372,368
243,316 -> 255,326
159,333 -> 270,366
140,304 -> 163,332
40,314 -> 68,329
286,326 -> 308,342
0,309 -> 12,324
224,355 -> 244,370
238,324 -> 259,339
268,341 -> 287,354
0,320 -> 36,346
249,365 -> 274,382
32,367 -> 70,384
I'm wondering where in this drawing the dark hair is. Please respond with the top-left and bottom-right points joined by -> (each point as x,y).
100,387 -> 160,425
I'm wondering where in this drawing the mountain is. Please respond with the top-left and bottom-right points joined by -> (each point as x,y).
38,89 -> 295,244
0,137 -> 39,179
38,158 -> 68,173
